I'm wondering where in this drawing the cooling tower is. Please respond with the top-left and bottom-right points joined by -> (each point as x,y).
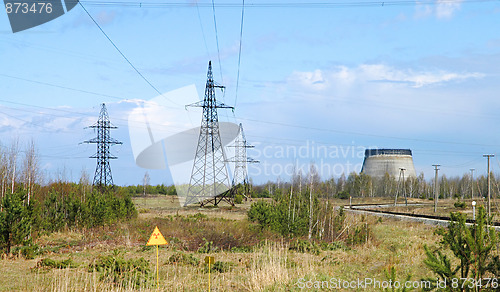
361,149 -> 417,179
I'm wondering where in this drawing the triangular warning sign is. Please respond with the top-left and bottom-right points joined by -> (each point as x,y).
146,226 -> 168,246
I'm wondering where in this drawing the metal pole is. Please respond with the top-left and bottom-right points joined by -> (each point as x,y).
156,245 -> 159,290
483,155 -> 494,217
470,168 -> 475,199
433,165 -> 440,213
402,168 -> 407,206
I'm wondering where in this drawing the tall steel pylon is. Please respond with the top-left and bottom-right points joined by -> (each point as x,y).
184,61 -> 234,207
227,123 -> 258,199
84,103 -> 122,191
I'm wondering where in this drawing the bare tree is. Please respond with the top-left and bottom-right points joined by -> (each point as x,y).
308,164 -> 320,240
79,168 -> 91,202
143,171 -> 150,197
8,139 -> 19,194
0,145 -> 6,211
22,139 -> 39,205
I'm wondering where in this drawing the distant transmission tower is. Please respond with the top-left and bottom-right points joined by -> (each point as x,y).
84,103 -> 122,191
185,61 -> 234,207
228,123 -> 258,200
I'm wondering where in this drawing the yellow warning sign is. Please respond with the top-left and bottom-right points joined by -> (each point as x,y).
146,226 -> 168,246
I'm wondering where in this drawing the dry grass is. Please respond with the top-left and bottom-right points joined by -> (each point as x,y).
0,196 -> 447,291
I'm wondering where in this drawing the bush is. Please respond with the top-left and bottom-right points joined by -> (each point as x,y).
35,258 -> 79,269
39,190 -> 137,231
14,243 -> 40,259
231,246 -> 253,253
423,206 -> 499,288
0,190 -> 33,254
197,238 -> 218,253
336,191 -> 350,200
234,194 -> 243,204
454,200 -> 466,209
206,261 -> 234,273
168,252 -> 200,266
289,239 -> 321,255
89,252 -> 151,288
346,223 -> 371,245
320,241 -> 349,251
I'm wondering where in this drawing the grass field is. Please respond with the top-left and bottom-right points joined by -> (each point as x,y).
0,195 -> 484,291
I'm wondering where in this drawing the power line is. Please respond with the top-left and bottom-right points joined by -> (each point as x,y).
74,0 -> 498,8
234,0 -> 245,110
195,1 -> 211,59
78,2 -> 165,98
211,0 -> 224,83
236,116 -> 500,148
1,95 -> 499,150
0,73 -> 126,100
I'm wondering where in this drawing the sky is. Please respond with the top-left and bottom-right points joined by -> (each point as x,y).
1,0 -> 500,186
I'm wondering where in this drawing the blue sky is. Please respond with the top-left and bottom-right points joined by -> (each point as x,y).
1,0 -> 500,186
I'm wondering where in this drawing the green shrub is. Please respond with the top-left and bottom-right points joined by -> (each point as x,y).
17,243 -> 40,259
336,191 -> 350,200
168,252 -> 200,266
454,200 -> 466,209
422,206 -> 499,288
89,252 -> 151,288
205,261 -> 234,273
231,246 -> 253,253
346,223 -> 371,245
383,266 -> 413,292
289,239 -> 321,255
35,258 -> 78,269
184,213 -> 207,222
197,238 -> 218,253
0,190 -> 33,254
320,241 -> 349,251
234,195 -> 243,204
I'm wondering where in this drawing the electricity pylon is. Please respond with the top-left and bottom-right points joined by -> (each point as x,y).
84,103 -> 122,191
227,123 -> 258,200
184,61 -> 234,207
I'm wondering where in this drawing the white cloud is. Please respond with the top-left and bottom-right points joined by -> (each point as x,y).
436,0 -> 463,19
415,0 -> 463,19
289,64 -> 483,90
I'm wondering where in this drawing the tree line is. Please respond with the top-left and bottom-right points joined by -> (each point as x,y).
252,170 -> 499,200
0,141 -> 136,256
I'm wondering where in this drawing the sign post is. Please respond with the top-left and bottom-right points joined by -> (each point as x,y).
146,226 -> 168,290
205,256 -> 215,291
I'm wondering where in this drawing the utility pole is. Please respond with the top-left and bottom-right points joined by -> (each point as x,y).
185,61 -> 234,207
227,123 -> 258,200
470,168 -> 475,199
483,154 -> 494,217
433,165 -> 440,213
83,103 -> 122,192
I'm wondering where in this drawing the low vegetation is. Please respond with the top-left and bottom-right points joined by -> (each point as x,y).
0,142 -> 498,290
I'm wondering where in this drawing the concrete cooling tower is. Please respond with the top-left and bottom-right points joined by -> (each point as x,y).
361,149 -> 417,179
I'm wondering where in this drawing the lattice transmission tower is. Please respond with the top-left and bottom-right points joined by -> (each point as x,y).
227,123 -> 258,200
84,103 -> 122,191
184,61 -> 234,207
